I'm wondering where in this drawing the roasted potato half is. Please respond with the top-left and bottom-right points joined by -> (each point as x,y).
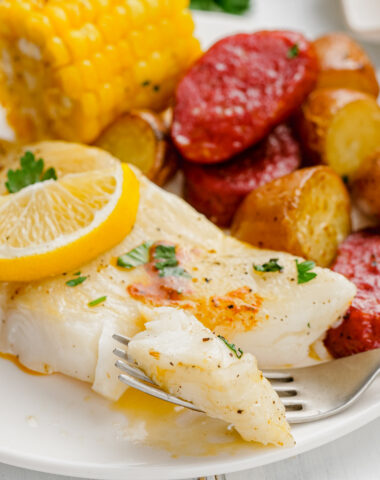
313,33 -> 379,97
297,88 -> 380,178
94,110 -> 178,186
352,150 -> 380,217
231,166 -> 351,267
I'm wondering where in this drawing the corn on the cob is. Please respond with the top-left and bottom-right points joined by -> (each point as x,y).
0,0 -> 201,143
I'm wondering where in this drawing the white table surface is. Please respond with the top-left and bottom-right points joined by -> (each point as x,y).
0,415 -> 379,479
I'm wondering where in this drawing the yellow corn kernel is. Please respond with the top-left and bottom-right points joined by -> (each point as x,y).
65,29 -> 90,60
98,13 -> 122,43
113,6 -> 131,33
46,37 -> 71,68
177,11 -> 196,37
105,44 -> 121,75
0,0 -> 202,143
79,92 -> 99,118
57,65 -> 83,97
0,3 -> 14,38
117,40 -> 133,69
91,52 -> 112,83
78,59 -> 98,90
61,3 -> 82,29
82,24 -> 102,52
26,13 -> 53,46
7,1 -> 32,37
44,6 -> 69,36
112,75 -> 129,113
98,83 -> 116,114
76,0 -> 96,23
125,0 -> 146,28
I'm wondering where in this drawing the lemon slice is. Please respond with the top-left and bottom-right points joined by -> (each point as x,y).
0,142 -> 139,282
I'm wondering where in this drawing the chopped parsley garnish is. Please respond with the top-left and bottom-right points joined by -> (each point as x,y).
218,335 -> 244,359
295,260 -> 317,284
153,245 -> 191,278
88,296 -> 107,307
117,242 -> 153,269
287,43 -> 299,59
5,151 -> 57,193
253,258 -> 283,273
73,271 -> 81,276
117,241 -> 190,278
66,276 -> 87,287
190,0 -> 250,14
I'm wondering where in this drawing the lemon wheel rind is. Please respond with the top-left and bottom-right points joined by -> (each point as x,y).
0,164 -> 139,282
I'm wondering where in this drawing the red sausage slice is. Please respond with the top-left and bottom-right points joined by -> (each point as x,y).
182,124 -> 301,227
172,30 -> 318,164
325,230 -> 380,357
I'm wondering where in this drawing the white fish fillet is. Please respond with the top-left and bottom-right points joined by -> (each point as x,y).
0,143 -> 356,401
128,307 -> 294,447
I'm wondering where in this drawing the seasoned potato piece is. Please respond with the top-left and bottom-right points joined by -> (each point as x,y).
231,166 -> 351,267
352,150 -> 380,217
313,33 -> 379,97
94,110 -> 178,186
298,88 -> 380,178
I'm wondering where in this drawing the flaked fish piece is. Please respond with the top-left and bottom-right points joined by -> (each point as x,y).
128,307 -> 294,447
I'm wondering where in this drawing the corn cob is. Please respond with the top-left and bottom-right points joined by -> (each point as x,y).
0,0 -> 201,143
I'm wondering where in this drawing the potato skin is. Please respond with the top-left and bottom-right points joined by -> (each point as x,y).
297,88 -> 380,176
231,166 -> 351,267
297,88 -> 368,162
94,110 -> 178,186
313,33 -> 379,97
352,150 -> 380,217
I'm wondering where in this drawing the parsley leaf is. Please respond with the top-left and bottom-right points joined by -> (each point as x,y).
253,258 -> 283,273
190,0 -> 250,14
295,260 -> 317,284
117,242 -> 153,269
218,335 -> 244,359
66,276 -> 87,287
154,245 -> 191,278
88,296 -> 107,307
5,151 -> 57,193
157,265 -> 191,278
154,245 -> 176,261
287,43 -> 299,59
117,242 -> 191,278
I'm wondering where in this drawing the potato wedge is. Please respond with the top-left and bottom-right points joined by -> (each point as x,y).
231,166 -> 351,267
94,110 -> 178,186
297,88 -> 380,178
352,150 -> 380,217
313,33 -> 379,97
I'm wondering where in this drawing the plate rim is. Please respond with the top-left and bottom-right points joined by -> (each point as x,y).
1,5 -> 380,479
0,379 -> 379,480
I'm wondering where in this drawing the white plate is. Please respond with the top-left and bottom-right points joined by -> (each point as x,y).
1,1 -> 380,479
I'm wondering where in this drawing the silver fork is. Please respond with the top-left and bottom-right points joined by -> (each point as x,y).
112,334 -> 380,424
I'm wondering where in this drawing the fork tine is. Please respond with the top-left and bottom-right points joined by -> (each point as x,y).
262,370 -> 293,381
112,333 -> 131,346
117,372 -> 204,412
272,385 -> 298,399
115,359 -> 155,385
113,347 -> 129,361
281,398 -> 304,408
